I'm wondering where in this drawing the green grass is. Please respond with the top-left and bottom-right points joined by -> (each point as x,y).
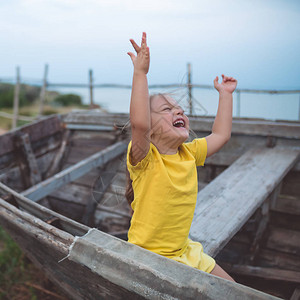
0,227 -> 68,299
0,226 -> 36,299
0,101 -> 92,132
0,86 -> 96,133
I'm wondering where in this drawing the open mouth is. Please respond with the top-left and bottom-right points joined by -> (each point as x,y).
173,119 -> 185,128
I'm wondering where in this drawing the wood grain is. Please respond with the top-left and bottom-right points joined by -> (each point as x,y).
190,146 -> 300,257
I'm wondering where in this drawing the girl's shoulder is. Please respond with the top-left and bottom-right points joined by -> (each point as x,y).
127,141 -> 158,172
181,138 -> 207,166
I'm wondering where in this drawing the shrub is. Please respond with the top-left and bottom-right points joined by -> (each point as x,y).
0,84 -> 40,108
43,108 -> 58,115
53,94 -> 82,107
0,84 -> 26,108
22,84 -> 41,104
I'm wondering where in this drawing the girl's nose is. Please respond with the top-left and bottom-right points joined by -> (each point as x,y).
175,107 -> 184,115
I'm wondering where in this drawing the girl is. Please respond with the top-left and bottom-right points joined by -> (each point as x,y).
126,32 -> 237,281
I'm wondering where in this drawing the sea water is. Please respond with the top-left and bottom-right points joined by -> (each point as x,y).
54,86 -> 300,121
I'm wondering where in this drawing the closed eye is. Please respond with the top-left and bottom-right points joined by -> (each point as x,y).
162,107 -> 171,111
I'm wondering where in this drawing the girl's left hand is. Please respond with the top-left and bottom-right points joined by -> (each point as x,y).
214,74 -> 237,94
128,32 -> 150,75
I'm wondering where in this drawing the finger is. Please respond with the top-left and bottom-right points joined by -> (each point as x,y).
142,32 -> 147,45
127,52 -> 136,62
141,33 -> 147,50
214,76 -> 219,86
227,77 -> 237,82
130,39 -> 140,53
223,74 -> 231,83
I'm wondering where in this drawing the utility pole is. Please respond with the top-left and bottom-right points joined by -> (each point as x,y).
39,64 -> 49,117
12,66 -> 20,129
187,63 -> 193,115
89,69 -> 94,107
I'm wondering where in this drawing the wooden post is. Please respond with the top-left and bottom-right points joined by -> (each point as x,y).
236,90 -> 241,118
12,66 -> 21,129
298,94 -> 300,121
187,63 -> 193,115
39,64 -> 49,117
89,69 -> 94,108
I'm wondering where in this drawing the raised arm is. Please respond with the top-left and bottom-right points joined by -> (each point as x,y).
127,32 -> 151,165
205,74 -> 237,157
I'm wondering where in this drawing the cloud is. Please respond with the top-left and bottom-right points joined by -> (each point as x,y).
0,0 -> 299,89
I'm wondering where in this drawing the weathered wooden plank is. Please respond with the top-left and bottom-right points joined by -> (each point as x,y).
0,197 -> 73,245
65,124 -> 115,131
223,264 -> 300,284
17,132 -> 42,184
0,166 -> 25,192
69,168 -> 103,187
193,132 -> 300,171
0,115 -> 62,156
69,137 -> 115,149
62,112 -> 129,127
106,184 -> 126,196
96,191 -> 128,213
48,192 -> 129,226
0,182 -> 88,236
0,131 -> 62,170
0,198 -> 138,300
256,249 -> 300,272
63,132 -> 116,166
96,204 -> 131,218
22,141 -> 127,202
66,145 -> 109,165
69,130 -> 117,144
62,112 -> 300,139
31,131 -> 63,158
68,228 -> 279,300
81,157 -> 122,226
0,150 -> 60,192
68,160 -> 126,189
190,146 -> 300,257
269,211 -> 300,231
1,190 -> 280,299
45,130 -> 71,178
281,171 -> 300,196
266,228 -> 300,255
47,196 -> 87,222
50,183 -> 93,205
249,200 -> 271,262
203,133 -> 300,170
271,195 -> 300,215
191,117 -> 300,139
49,182 -> 129,217
290,288 -> 300,300
1,196 -> 279,299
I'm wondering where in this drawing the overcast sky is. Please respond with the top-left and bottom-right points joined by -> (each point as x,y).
0,0 -> 299,90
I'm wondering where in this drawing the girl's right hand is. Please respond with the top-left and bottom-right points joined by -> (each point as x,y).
127,32 -> 150,75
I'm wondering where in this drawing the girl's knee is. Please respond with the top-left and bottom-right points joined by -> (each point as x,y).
210,264 -> 235,282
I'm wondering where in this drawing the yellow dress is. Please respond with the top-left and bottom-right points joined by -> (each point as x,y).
126,138 -> 215,273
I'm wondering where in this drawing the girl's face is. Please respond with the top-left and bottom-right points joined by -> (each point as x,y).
150,94 -> 190,149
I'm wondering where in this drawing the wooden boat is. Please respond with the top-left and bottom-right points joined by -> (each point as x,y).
0,112 -> 299,299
